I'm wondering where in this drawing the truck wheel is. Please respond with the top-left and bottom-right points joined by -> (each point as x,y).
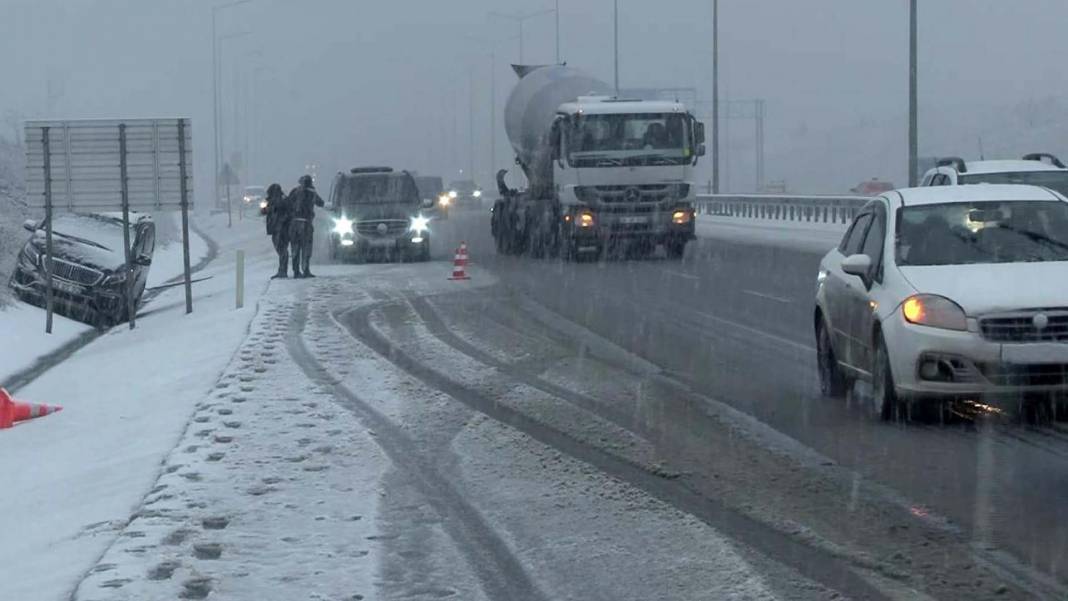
666,239 -> 687,260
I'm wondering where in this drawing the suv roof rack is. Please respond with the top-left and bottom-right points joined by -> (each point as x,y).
350,166 -> 394,174
936,157 -> 967,173
1022,153 -> 1066,169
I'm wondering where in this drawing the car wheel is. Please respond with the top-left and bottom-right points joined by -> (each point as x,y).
871,335 -> 897,421
816,319 -> 848,398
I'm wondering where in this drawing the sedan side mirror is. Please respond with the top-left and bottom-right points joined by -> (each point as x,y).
841,254 -> 873,280
23,219 -> 37,232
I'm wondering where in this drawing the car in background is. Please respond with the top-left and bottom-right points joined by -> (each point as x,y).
413,175 -> 449,220
921,154 -> 1068,196
850,178 -> 895,196
446,179 -> 484,210
9,213 -> 156,328
244,185 -> 268,215
814,184 -> 1068,420
327,167 -> 433,262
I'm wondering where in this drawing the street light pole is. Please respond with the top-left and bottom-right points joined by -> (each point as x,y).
490,8 -> 556,64
613,0 -> 620,95
712,0 -> 720,194
555,0 -> 560,63
211,0 -> 252,214
908,0 -> 919,187
218,30 -> 251,228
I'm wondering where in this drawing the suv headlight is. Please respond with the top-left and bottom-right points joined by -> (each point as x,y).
102,271 -> 128,286
410,215 -> 431,234
901,295 -> 967,331
333,216 -> 354,235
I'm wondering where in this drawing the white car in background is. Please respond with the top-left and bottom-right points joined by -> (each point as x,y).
921,153 -> 1068,196
814,184 -> 1068,419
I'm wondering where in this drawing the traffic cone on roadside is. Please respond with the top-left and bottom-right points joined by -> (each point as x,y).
449,242 -> 471,281
0,388 -> 63,430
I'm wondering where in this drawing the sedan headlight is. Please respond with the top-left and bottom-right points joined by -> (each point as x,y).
901,295 -> 967,331
410,214 -> 431,234
333,216 -> 355,235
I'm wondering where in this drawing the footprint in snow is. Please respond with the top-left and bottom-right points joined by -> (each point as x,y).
147,560 -> 181,581
99,578 -> 133,589
202,517 -> 229,530
179,577 -> 213,599
193,543 -> 223,560
206,452 -> 225,462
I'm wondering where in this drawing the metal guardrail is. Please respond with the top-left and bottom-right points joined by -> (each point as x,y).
694,194 -> 871,225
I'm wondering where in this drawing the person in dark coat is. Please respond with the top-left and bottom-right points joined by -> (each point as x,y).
264,183 -> 291,279
287,174 -> 325,278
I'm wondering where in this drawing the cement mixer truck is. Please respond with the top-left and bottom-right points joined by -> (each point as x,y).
492,65 -> 705,260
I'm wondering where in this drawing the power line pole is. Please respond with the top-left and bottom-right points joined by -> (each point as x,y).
555,0 -> 560,63
712,0 -> 720,194
613,0 -> 620,95
909,0 -> 918,187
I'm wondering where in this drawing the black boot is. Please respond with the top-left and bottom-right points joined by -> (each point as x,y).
271,272 -> 288,280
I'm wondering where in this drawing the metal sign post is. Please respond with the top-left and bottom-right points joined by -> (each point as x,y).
25,118 -> 195,332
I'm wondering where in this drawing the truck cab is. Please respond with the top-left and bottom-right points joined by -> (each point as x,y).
550,97 -> 704,258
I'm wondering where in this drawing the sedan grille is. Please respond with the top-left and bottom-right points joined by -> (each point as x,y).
46,258 -> 103,286
979,309 -> 1068,342
356,220 -> 408,237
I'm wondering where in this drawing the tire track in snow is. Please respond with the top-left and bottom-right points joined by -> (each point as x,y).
285,300 -> 550,601
339,300 -> 894,601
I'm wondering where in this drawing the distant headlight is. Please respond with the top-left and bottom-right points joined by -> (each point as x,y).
449,190 -> 458,199
259,200 -> 268,210
438,194 -> 451,207
410,214 -> 431,234
333,216 -> 354,235
472,190 -> 483,198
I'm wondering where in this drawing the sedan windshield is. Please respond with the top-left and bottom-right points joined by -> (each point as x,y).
961,171 -> 1068,196
567,113 -> 691,166
897,200 -> 1068,265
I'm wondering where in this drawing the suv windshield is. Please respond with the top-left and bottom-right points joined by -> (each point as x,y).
961,171 -> 1068,196
896,200 -> 1068,265
335,174 -> 418,208
567,113 -> 691,166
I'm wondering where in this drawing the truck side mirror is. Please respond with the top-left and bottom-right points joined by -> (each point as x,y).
694,121 -> 706,145
696,143 -> 706,157
549,121 -> 562,161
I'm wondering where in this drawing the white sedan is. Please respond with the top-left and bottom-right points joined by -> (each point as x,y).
814,184 -> 1068,419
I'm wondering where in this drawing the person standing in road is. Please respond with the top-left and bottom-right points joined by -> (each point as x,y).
287,174 -> 325,278
264,183 -> 291,279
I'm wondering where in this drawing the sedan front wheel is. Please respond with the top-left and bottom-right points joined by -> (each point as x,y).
871,335 -> 897,421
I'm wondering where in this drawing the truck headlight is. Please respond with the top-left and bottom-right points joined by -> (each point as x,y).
578,211 -> 595,228
672,210 -> 693,225
259,200 -> 268,210
438,194 -> 451,207
333,216 -> 354,235
410,215 -> 431,234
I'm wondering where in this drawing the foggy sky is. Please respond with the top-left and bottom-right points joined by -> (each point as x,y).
3,0 -> 1068,200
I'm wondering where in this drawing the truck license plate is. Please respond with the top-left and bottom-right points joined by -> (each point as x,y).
619,216 -> 648,225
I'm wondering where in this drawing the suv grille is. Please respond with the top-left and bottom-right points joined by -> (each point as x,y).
979,309 -> 1068,342
356,220 -> 408,237
46,258 -> 103,286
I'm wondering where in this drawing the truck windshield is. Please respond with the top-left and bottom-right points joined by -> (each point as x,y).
335,175 -> 419,207
960,171 -> 1068,196
567,113 -> 691,167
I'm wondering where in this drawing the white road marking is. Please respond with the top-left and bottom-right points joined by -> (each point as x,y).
695,310 -> 816,354
663,269 -> 700,281
742,289 -> 793,304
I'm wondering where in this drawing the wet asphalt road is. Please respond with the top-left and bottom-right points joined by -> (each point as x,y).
432,208 -> 1068,596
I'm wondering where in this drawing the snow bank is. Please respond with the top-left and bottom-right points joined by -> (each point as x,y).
0,214 -> 273,601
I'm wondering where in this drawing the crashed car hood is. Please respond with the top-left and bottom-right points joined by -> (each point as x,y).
29,214 -> 133,272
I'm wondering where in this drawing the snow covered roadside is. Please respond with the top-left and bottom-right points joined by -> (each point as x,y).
0,214 -> 210,385
696,214 -> 846,254
0,214 -> 274,601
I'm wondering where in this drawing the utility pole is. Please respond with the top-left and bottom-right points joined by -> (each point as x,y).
613,0 -> 620,95
712,0 -> 720,194
490,50 -> 497,182
908,0 -> 919,187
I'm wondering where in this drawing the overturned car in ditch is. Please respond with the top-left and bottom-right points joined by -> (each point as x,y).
9,213 -> 155,327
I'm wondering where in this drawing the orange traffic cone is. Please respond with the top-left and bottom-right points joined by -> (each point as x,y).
449,242 -> 470,281
0,388 -> 63,430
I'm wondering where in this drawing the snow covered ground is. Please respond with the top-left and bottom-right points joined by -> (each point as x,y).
0,213 -> 273,601
696,213 -> 847,254
0,213 -> 209,385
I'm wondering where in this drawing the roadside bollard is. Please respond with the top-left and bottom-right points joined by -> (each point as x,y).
236,250 -> 245,309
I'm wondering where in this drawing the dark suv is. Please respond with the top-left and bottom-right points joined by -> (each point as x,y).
327,167 -> 433,262
10,213 -> 155,327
